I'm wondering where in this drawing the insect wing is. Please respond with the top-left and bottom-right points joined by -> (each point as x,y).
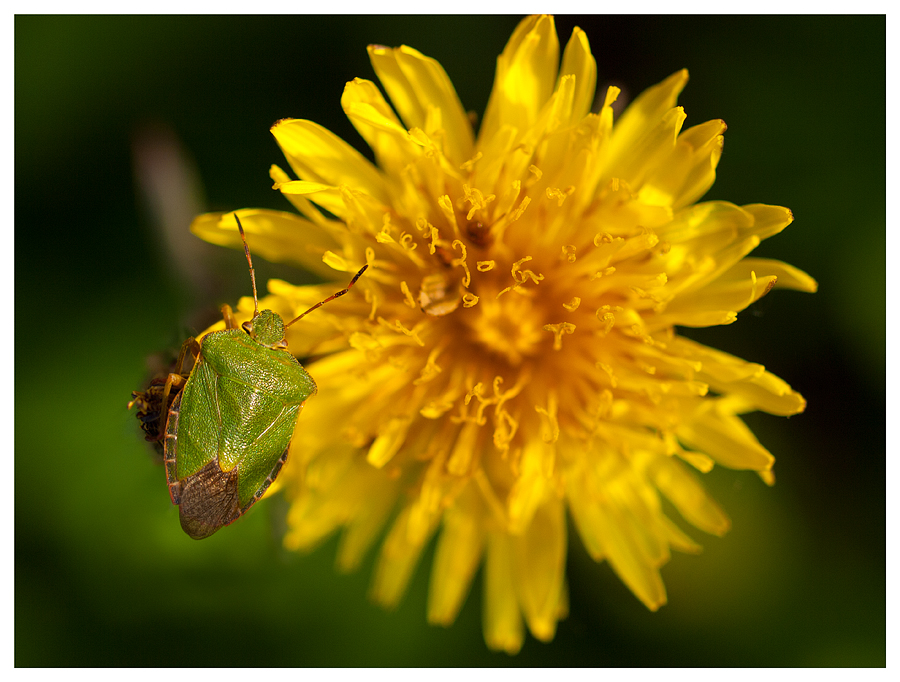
177,458 -> 241,540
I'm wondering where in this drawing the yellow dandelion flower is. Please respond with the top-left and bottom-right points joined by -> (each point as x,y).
190,15 -> 817,653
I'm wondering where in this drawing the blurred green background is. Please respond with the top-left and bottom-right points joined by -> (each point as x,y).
15,15 -> 884,666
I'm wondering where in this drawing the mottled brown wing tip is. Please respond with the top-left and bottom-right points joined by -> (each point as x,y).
177,460 -> 241,540
180,513 -> 223,540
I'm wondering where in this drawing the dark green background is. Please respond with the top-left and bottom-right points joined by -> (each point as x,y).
15,15 -> 885,666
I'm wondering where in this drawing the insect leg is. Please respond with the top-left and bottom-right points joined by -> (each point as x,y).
221,304 -> 239,330
151,337 -> 198,443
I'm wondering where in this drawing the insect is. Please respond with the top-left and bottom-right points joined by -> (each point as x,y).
130,213 -> 367,539
130,376 -> 183,449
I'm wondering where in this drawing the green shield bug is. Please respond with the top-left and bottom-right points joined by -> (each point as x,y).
131,214 -> 366,539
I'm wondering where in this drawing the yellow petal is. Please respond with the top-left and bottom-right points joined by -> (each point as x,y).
676,449 -> 716,473
558,26 -> 596,124
667,335 -> 806,416
540,73 -> 577,139
479,15 -> 559,148
283,447 -> 357,552
189,208 -> 342,277
366,416 -> 413,468
659,515 -> 704,554
507,438 -> 552,534
336,465 -> 399,572
427,485 -> 486,626
671,119 -> 726,209
509,75 -> 581,202
271,118 -> 388,204
511,495 -> 567,642
469,123 -> 520,196
742,257 -> 819,293
666,254 -> 817,323
609,106 -> 687,190
655,308 -> 738,329
367,44 -> 473,166
483,532 -> 524,654
606,69 -> 689,172
566,467 -> 605,561
370,505 -> 438,608
651,455 -> 731,536
729,370 -> 807,416
677,403 -> 775,471
639,119 -> 726,209
591,494 -> 667,609
341,77 -> 421,175
275,180 -> 386,235
661,200 -> 752,245
565,455 -> 667,610
673,337 -> 763,385
273,180 -> 345,218
667,264 -> 778,318
657,235 -> 763,326
742,203 -> 794,240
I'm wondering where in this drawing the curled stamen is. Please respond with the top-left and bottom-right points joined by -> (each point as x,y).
377,317 -> 425,346
596,311 -> 616,335
413,348 -> 443,385
510,196 -> 531,222
463,184 -> 496,220
438,195 -> 461,238
400,281 -> 417,308
451,240 -> 472,288
376,222 -> 395,244
459,151 -> 483,172
546,186 -> 574,207
512,256 -> 544,285
590,266 -> 617,281
543,322 -> 576,350
427,224 -> 442,255
596,362 -> 618,387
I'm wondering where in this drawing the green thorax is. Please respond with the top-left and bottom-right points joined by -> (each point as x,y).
199,327 -> 316,403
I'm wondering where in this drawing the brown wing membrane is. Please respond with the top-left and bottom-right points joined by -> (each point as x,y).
177,460 -> 241,540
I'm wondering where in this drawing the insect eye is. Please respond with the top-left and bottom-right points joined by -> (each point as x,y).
241,321 -> 253,334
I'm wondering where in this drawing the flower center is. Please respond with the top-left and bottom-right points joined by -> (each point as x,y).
463,291 -> 546,366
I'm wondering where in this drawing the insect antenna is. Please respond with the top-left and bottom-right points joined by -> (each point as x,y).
284,264 -> 369,329
233,213 -> 260,317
